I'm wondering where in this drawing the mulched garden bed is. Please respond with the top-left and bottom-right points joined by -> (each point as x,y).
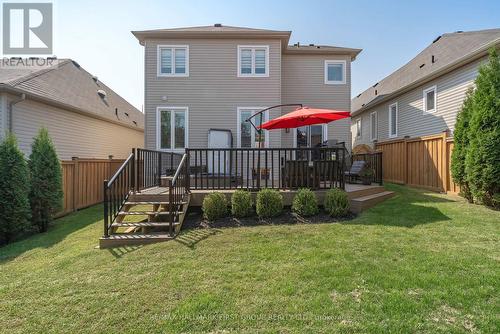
183,207 -> 356,230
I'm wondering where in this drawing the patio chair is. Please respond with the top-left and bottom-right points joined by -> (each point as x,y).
344,160 -> 366,183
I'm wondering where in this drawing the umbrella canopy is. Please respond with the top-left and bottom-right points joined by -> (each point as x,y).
259,107 -> 350,130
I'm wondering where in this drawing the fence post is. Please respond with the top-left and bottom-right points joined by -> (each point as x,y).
441,131 -> 448,192
71,156 -> 79,212
404,137 -> 408,185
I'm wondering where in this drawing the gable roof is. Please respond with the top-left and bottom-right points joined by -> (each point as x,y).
0,59 -> 144,130
352,28 -> 500,115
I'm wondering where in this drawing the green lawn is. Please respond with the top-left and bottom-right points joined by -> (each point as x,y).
1,184 -> 498,333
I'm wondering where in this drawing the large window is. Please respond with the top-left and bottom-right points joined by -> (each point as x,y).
237,46 -> 269,77
157,107 -> 188,150
324,60 -> 346,84
157,45 -> 189,77
423,85 -> 437,113
295,125 -> 326,148
389,102 -> 398,138
370,111 -> 377,141
237,107 -> 269,148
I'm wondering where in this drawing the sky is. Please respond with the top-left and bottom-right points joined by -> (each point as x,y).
49,0 -> 500,111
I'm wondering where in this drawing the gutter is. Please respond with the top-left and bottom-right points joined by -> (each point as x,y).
352,38 -> 500,116
8,92 -> 26,132
0,84 -> 144,132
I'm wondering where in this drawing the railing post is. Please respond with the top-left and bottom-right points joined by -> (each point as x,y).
185,150 -> 190,192
379,152 -> 383,185
131,148 -> 136,193
168,179 -> 174,237
342,147 -> 346,189
157,152 -> 162,187
103,180 -> 109,238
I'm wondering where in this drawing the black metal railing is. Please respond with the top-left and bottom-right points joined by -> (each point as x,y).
136,148 -> 183,191
351,152 -> 383,185
186,147 -> 346,190
103,150 -> 135,238
168,153 -> 189,236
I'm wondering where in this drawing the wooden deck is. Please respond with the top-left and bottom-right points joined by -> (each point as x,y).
133,183 -> 394,211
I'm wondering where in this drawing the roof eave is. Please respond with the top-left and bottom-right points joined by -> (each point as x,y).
0,84 -> 145,132
132,30 -> 292,46
351,39 -> 500,116
284,47 -> 362,61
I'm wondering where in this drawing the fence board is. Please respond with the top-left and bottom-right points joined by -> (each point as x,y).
375,132 -> 459,193
58,158 -> 125,216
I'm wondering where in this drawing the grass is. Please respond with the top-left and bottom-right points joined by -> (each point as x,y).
0,184 -> 498,333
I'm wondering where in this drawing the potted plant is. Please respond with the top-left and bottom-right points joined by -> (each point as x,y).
359,167 -> 374,185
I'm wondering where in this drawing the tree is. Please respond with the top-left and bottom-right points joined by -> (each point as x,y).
451,88 -> 474,202
0,134 -> 31,245
465,48 -> 500,207
29,128 -> 63,232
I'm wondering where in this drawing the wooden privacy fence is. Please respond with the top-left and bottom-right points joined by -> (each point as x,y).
374,132 -> 459,193
59,158 -> 125,216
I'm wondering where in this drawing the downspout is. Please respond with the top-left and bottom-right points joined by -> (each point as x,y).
8,93 -> 26,132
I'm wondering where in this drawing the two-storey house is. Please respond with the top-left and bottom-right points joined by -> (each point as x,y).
132,24 -> 361,153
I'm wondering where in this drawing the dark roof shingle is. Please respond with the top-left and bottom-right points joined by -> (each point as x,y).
352,28 -> 500,114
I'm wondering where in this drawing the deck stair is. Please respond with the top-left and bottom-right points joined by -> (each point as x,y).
99,193 -> 190,248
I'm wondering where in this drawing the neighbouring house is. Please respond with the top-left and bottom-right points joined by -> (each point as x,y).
132,24 -> 361,153
0,59 -> 144,159
351,28 -> 500,149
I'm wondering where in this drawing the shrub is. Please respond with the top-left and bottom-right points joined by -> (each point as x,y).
256,188 -> 283,218
0,134 -> 31,245
202,192 -> 227,221
465,48 -> 500,207
324,188 -> 350,217
231,190 -> 253,218
292,188 -> 319,216
451,88 -> 474,202
29,128 -> 63,232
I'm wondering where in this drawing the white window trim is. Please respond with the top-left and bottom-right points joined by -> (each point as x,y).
370,111 -> 377,141
237,45 -> 270,78
156,106 -> 189,152
237,107 -> 269,148
157,45 -> 189,77
355,118 -> 362,138
423,85 -> 437,113
324,60 -> 347,85
292,125 -> 328,148
388,102 -> 398,138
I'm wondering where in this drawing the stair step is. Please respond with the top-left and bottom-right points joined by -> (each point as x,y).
117,211 -> 173,216
125,201 -> 188,205
111,222 -> 180,228
99,233 -> 174,248
350,191 -> 395,213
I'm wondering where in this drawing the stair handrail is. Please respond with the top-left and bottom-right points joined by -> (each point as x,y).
168,153 -> 189,236
103,150 -> 135,238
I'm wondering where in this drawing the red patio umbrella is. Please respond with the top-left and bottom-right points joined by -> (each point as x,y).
259,106 -> 350,130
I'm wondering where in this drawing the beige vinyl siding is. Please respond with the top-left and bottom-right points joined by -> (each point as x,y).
144,39 -> 282,150
8,95 -> 144,159
282,54 -> 352,150
352,56 -> 486,148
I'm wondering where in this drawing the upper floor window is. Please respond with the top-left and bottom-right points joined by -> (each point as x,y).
237,46 -> 269,77
237,107 -> 269,148
157,45 -> 189,77
157,107 -> 188,151
355,118 -> 362,138
324,60 -> 346,84
389,102 -> 398,138
370,111 -> 377,141
423,86 -> 437,113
